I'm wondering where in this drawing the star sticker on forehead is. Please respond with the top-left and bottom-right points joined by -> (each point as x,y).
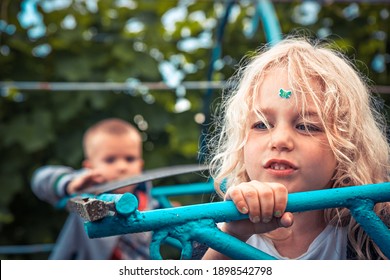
279,88 -> 292,99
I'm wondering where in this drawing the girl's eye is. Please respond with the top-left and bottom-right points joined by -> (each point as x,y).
252,121 -> 269,130
296,123 -> 322,132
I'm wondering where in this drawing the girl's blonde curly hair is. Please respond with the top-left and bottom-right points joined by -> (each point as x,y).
207,37 -> 390,259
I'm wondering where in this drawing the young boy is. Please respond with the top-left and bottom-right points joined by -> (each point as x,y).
32,118 -> 153,259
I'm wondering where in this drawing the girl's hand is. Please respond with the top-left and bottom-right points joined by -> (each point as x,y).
222,181 -> 293,241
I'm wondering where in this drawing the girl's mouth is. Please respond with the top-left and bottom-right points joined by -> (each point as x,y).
264,159 -> 297,169
269,162 -> 291,170
264,159 -> 297,176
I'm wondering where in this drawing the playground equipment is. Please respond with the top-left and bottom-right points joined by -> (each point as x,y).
70,182 -> 390,260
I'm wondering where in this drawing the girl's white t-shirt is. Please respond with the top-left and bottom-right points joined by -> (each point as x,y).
246,225 -> 348,260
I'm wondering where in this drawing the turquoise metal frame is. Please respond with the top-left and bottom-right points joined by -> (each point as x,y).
151,181 -> 214,208
83,183 -> 390,260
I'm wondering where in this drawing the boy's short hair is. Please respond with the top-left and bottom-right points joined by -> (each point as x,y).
83,118 -> 141,157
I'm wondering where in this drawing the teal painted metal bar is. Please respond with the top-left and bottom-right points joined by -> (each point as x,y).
151,181 -> 215,208
256,0 -> 282,45
85,183 -> 390,259
190,220 -> 277,260
0,243 -> 55,254
55,180 -> 215,209
151,181 -> 214,197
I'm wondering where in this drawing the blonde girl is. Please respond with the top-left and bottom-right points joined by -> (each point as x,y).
204,37 -> 390,260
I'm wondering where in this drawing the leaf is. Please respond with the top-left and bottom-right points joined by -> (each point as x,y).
2,110 -> 54,153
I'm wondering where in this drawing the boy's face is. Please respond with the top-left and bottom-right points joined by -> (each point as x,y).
83,132 -> 144,193
243,67 -> 337,194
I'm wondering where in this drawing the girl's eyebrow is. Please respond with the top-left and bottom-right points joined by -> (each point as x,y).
301,111 -> 321,119
252,108 -> 322,124
254,107 -> 273,116
255,107 -> 320,118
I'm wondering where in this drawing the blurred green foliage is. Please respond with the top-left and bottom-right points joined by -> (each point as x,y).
0,0 -> 389,259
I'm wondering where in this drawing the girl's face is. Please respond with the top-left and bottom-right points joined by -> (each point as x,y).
243,67 -> 337,193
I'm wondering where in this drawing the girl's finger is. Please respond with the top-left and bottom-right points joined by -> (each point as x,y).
258,183 -> 275,223
242,185 -> 261,223
226,186 -> 249,214
270,183 -> 288,218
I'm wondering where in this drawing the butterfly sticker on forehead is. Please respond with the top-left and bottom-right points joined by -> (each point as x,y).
279,88 -> 292,99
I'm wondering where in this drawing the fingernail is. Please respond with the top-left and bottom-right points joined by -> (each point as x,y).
241,207 -> 248,214
251,216 -> 260,223
263,217 -> 272,223
274,210 -> 282,218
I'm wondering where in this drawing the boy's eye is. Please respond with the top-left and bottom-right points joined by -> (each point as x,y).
126,156 -> 137,163
252,121 -> 269,130
104,156 -> 116,164
296,123 -> 321,132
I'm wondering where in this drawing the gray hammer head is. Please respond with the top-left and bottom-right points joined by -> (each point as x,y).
67,197 -> 115,221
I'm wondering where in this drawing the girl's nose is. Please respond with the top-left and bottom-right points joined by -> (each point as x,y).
268,124 -> 294,152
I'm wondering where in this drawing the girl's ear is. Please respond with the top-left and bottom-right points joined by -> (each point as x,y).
82,159 -> 92,169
